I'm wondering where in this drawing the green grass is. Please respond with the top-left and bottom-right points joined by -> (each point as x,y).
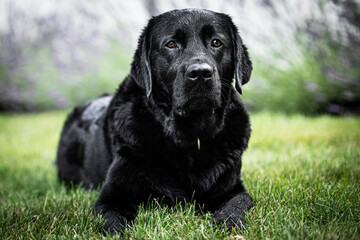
0,111 -> 359,239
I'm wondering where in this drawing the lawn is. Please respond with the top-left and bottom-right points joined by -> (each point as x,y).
0,111 -> 359,239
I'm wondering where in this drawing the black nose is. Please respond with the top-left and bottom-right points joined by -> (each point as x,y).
186,63 -> 213,82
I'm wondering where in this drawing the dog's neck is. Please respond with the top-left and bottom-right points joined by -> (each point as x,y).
146,94 -> 228,149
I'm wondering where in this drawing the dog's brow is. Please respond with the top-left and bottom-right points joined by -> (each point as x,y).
173,28 -> 187,41
201,24 -> 215,37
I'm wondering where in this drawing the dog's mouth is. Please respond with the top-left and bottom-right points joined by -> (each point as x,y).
175,97 -> 220,117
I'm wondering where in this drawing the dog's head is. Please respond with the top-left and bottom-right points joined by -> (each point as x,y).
131,9 -> 252,144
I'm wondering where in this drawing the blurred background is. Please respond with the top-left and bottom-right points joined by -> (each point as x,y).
0,0 -> 359,115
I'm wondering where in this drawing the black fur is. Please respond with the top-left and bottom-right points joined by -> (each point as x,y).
56,9 -> 254,234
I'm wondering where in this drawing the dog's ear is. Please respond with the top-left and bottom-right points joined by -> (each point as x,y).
131,26 -> 153,98
229,21 -> 252,94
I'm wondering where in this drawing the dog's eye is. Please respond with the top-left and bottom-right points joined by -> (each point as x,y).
211,39 -> 222,48
166,41 -> 177,48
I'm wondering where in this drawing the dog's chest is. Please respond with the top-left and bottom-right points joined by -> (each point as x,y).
153,141 -> 227,195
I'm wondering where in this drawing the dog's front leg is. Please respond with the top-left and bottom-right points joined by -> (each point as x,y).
93,183 -> 137,235
213,192 -> 254,229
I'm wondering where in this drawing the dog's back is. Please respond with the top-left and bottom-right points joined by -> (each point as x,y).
56,95 -> 112,189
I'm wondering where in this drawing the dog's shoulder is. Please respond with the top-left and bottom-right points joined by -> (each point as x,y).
106,77 -> 162,146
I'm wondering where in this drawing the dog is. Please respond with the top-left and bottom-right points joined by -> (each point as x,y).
56,8 -> 254,234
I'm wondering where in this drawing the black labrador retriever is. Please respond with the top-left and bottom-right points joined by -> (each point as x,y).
56,8 -> 254,234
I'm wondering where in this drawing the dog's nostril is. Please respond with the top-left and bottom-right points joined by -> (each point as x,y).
203,69 -> 213,79
188,71 -> 198,79
186,63 -> 213,81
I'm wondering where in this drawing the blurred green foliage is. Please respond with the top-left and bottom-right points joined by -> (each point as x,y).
0,42 -> 132,111
63,42 -> 132,107
244,0 -> 360,115
244,48 -> 324,114
1,0 -> 359,114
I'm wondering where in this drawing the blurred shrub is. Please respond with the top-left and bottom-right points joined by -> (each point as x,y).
304,0 -> 360,114
0,2 -> 133,111
0,42 -> 131,111
244,0 -> 360,115
1,0 -> 359,114
60,42 -> 132,108
244,48 -> 325,114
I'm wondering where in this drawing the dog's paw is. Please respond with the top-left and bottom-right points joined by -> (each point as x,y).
101,211 -> 128,236
213,192 -> 254,230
